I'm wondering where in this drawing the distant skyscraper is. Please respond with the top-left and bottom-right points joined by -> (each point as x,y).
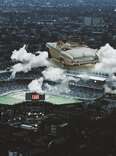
84,17 -> 92,26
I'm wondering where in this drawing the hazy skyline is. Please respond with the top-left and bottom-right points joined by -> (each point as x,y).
0,0 -> 116,7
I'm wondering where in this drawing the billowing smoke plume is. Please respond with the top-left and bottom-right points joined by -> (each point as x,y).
43,74 -> 77,95
11,45 -> 33,62
11,43 -> 116,95
95,44 -> 116,74
10,45 -> 50,78
10,44 -> 70,94
28,67 -> 67,94
104,74 -> 116,94
42,67 -> 65,81
28,77 -> 44,94
104,84 -> 116,94
43,79 -> 70,95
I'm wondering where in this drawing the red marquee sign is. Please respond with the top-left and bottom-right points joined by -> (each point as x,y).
32,94 -> 40,100
26,92 -> 45,101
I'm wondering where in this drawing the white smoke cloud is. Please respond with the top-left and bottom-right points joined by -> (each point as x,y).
11,45 -> 33,62
10,45 -> 50,78
95,44 -> 116,73
28,67 -> 66,94
104,74 -> 116,94
43,78 -> 71,95
27,66 -> 75,95
104,84 -> 116,94
11,63 -> 32,79
42,66 -> 65,81
10,45 -> 69,93
11,43 -> 116,96
28,77 -> 44,94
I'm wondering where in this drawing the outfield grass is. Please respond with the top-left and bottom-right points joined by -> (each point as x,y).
0,91 -> 81,105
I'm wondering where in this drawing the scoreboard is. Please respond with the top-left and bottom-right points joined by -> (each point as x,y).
26,92 -> 45,101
